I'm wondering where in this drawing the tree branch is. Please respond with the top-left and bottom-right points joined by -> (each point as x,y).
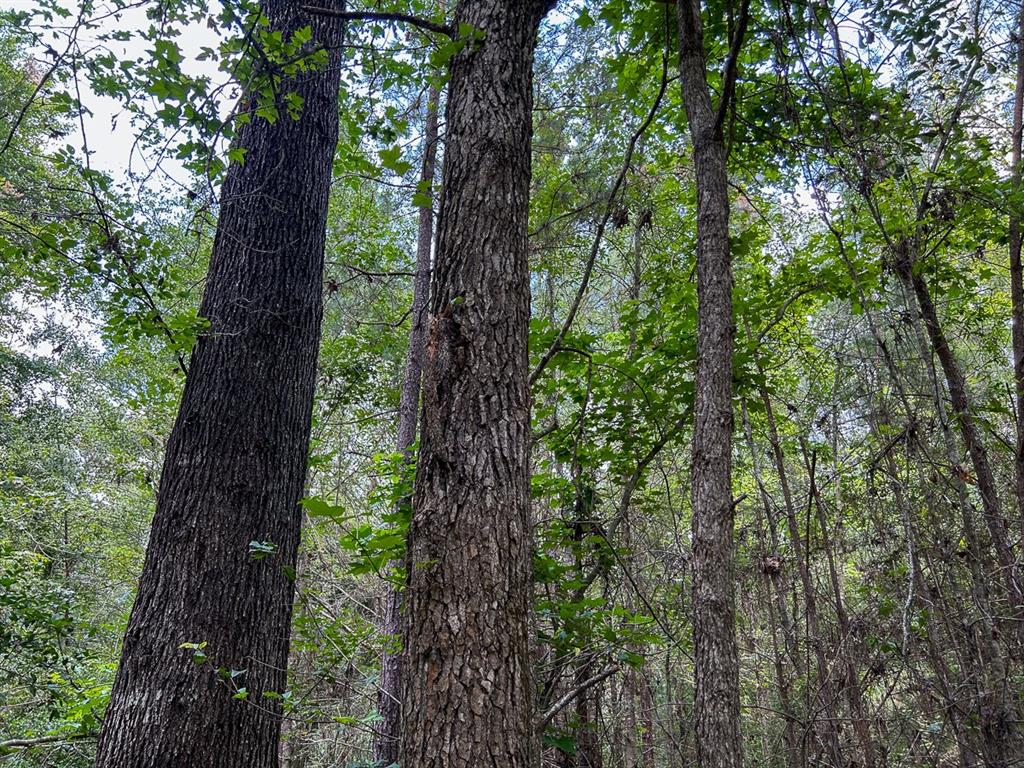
714,0 -> 751,132
529,47 -> 670,386
538,666 -> 618,728
0,733 -> 96,750
301,7 -> 453,37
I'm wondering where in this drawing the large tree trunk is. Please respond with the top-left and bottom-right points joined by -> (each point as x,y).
675,1 -> 744,767
373,80 -> 440,768
93,4 -> 344,766
400,2 -> 552,767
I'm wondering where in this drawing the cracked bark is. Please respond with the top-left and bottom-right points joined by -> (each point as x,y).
94,3 -> 344,765
400,1 -> 553,767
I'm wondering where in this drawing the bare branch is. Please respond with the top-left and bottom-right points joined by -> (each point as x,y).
538,666 -> 618,728
0,733 -> 96,750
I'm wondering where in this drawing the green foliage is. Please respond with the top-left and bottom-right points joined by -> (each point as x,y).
4,0 -> 1024,764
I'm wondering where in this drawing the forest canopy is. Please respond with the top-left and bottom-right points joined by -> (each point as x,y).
1,0 -> 1023,766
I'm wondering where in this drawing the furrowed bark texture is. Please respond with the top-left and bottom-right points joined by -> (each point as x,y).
93,4 -> 344,766
373,81 -> 441,768
676,1 -> 743,767
401,1 -> 551,766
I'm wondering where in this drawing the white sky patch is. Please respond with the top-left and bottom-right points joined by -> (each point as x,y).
6,291 -> 103,356
2,292 -> 102,408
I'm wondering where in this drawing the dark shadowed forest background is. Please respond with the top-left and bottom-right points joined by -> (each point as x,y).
2,0 -> 1024,766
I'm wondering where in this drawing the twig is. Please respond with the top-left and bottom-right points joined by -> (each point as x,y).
72,57 -> 189,375
0,4 -> 87,157
538,666 -> 618,728
0,733 -> 96,750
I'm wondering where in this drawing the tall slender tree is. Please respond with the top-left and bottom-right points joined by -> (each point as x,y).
93,3 -> 345,765
401,1 -> 552,766
373,80 -> 441,768
675,0 -> 749,766
1010,0 -> 1024,529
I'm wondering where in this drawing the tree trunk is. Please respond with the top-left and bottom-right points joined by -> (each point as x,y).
94,3 -> 344,767
1012,0 -> 1024,532
852,250 -> 1020,768
895,276 -> 1024,765
896,256 -> 1023,608
400,2 -> 552,767
675,0 -> 744,766
373,80 -> 440,768
753,373 -> 844,768
740,402 -> 802,768
573,653 -> 606,768
570,472 -> 605,768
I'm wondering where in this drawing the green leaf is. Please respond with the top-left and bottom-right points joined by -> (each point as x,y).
300,497 -> 349,522
378,146 -> 413,176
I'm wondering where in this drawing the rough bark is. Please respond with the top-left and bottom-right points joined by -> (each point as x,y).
373,80 -> 440,768
675,0 -> 745,766
400,2 -> 552,767
93,4 -> 344,766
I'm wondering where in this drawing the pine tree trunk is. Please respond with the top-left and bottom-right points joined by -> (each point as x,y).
675,0 -> 743,766
93,4 -> 344,766
373,80 -> 440,768
400,2 -> 552,767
